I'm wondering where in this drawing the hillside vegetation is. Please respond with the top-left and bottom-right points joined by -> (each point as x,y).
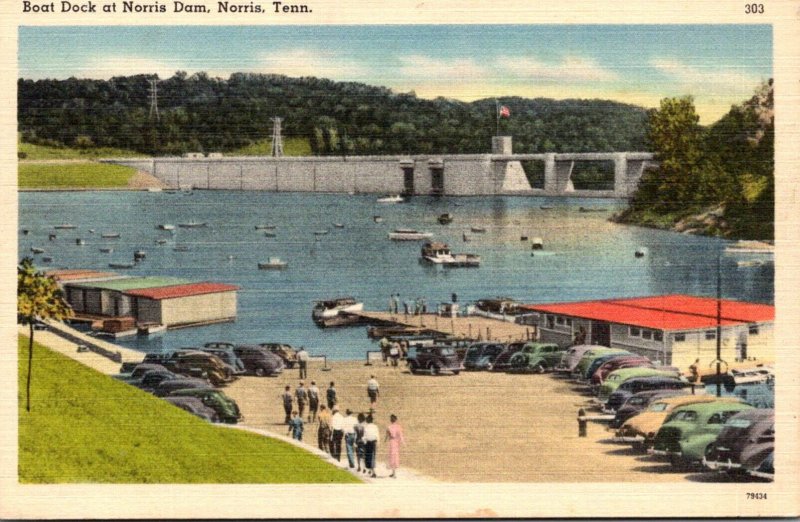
18,336 -> 359,483
18,73 -> 648,156
18,162 -> 137,189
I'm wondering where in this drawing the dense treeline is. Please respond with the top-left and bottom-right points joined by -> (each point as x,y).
17,72 -> 648,156
618,80 -> 774,239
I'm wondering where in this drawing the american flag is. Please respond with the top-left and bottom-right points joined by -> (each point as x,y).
498,105 -> 510,118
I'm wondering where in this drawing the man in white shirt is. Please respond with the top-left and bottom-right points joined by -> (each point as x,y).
330,406 -> 345,461
296,346 -> 309,379
367,375 -> 380,409
342,409 -> 359,469
363,415 -> 380,478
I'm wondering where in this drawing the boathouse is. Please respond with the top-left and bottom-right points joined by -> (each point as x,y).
522,295 -> 774,369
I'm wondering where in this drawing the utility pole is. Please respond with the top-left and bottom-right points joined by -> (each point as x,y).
148,78 -> 160,122
716,251 -> 722,397
271,117 -> 284,157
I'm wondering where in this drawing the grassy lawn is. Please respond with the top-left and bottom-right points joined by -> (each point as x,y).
18,162 -> 137,189
18,336 -> 359,483
19,141 -> 146,160
232,138 -> 312,156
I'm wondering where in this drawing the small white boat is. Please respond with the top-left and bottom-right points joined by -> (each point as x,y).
377,195 -> 404,204
313,229 -> 329,236
258,257 -> 288,270
101,232 -> 121,239
333,223 -> 345,229
158,224 -> 176,231
99,247 -> 114,253
312,297 -> 364,328
178,221 -> 207,228
373,216 -> 384,223
88,229 -> 96,234
531,237 -> 544,250
30,247 -> 45,254
75,239 -> 85,246
420,241 -> 480,267
254,224 -> 277,230
54,224 -> 77,230
438,213 -> 454,225
147,187 -> 163,193
731,366 -> 774,385
737,259 -> 766,268
388,229 -> 433,241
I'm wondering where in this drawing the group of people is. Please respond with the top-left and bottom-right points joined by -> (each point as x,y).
281,376 -> 405,478
378,337 -> 407,366
389,294 -> 428,316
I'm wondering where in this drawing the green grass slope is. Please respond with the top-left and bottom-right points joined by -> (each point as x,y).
18,336 -> 359,483
19,141 -> 146,160
231,138 -> 312,156
18,163 -> 137,189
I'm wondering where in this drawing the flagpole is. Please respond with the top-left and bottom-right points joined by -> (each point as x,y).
495,99 -> 500,137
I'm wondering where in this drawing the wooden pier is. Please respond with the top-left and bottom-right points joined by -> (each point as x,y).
349,311 -> 536,342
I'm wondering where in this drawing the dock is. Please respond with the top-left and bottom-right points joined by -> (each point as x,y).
349,311 -> 536,342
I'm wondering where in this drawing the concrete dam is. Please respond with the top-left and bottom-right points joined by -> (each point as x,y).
108,137 -> 655,198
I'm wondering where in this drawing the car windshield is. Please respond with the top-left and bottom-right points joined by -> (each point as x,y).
649,402 -> 669,412
439,347 -> 455,356
726,418 -> 753,428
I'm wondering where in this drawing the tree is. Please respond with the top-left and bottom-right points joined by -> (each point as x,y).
17,258 -> 72,412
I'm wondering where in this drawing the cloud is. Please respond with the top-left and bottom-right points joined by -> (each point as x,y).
650,59 -> 763,94
396,55 -> 489,81
256,50 -> 367,80
496,55 -> 618,82
75,56 -> 181,79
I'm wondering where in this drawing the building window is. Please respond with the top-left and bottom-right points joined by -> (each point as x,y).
705,330 -> 717,340
654,331 -> 663,342
749,325 -> 759,335
556,316 -> 565,326
642,330 -> 653,340
566,318 -> 573,327
629,327 -> 641,337
546,315 -> 555,329
674,333 -> 686,342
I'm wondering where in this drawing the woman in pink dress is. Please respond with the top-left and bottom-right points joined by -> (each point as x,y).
384,414 -> 405,478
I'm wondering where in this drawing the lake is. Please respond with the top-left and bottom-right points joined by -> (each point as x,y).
18,191 -> 774,359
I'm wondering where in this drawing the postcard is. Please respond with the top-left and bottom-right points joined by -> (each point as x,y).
1,1 -> 799,518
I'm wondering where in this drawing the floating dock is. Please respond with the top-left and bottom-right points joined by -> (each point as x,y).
348,311 -> 536,342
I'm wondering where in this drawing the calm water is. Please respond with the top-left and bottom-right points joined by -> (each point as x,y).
19,191 -> 774,359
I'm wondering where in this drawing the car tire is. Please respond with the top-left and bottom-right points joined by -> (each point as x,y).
452,370 -> 460,376
669,453 -> 687,471
408,362 -> 418,374
429,364 -> 440,376
534,362 -> 547,374
254,367 -> 266,377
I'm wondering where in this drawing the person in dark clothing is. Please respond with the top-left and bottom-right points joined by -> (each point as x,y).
295,382 -> 308,420
326,381 -> 338,410
307,381 -> 320,422
287,411 -> 303,441
281,385 -> 293,424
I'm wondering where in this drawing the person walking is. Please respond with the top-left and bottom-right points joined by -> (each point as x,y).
384,414 -> 406,478
364,414 -> 379,478
307,381 -> 320,422
295,381 -> 308,420
379,337 -> 390,366
296,346 -> 309,379
342,409 -> 358,469
389,342 -> 400,367
689,358 -> 700,383
355,413 -> 367,473
287,410 -> 304,441
281,385 -> 293,424
367,375 -> 380,409
317,405 -> 332,453
392,293 -> 400,314
326,381 -> 338,410
330,406 -> 345,461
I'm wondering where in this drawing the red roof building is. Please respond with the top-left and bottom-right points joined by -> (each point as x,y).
124,282 -> 240,301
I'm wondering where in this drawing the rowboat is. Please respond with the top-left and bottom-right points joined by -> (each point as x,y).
101,232 -> 121,239
388,229 -> 433,241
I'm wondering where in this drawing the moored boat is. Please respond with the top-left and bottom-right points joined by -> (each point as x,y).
312,297 -> 364,328
178,221 -> 207,228
420,241 -> 480,267
158,224 -> 176,231
377,194 -> 404,203
470,226 -> 487,233
254,224 -> 276,230
388,229 -> 433,241
54,224 -> 77,230
108,262 -> 135,269
101,232 -> 121,239
258,257 -> 288,270
438,213 -> 454,225
99,247 -> 114,253
373,215 -> 384,223
30,247 -> 45,254
333,223 -> 345,228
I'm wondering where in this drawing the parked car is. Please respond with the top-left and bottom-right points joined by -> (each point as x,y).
258,342 -> 299,369
555,344 -> 606,373
572,348 -> 630,380
608,389 -> 688,429
132,369 -> 180,393
650,400 -> 754,468
597,367 -> 681,403
232,344 -> 284,377
199,346 -> 246,375
154,377 -> 213,397
591,356 -> 654,387
489,342 -> 527,372
603,376 -> 688,413
168,388 -> 242,424
704,408 -> 774,474
170,350 -> 235,386
164,396 -> 220,422
463,342 -> 506,371
114,362 -> 168,382
406,345 -> 462,375
506,343 -> 567,373
616,394 -> 744,449
749,451 -> 774,481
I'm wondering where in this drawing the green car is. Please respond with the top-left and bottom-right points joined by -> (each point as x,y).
597,367 -> 680,403
571,348 -> 630,380
651,400 -> 754,468
506,343 -> 566,373
168,388 -> 242,424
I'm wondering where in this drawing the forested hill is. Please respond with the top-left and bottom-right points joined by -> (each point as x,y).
17,72 -> 648,156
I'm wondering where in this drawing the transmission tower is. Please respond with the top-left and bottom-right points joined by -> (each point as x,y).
148,79 -> 160,121
271,117 -> 284,157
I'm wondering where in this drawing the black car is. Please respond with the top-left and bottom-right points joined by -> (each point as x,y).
463,342 -> 506,371
406,345 -> 462,375
705,408 -> 774,475
604,377 -> 687,412
133,369 -> 180,393
164,396 -> 220,422
154,377 -> 213,397
490,342 -> 527,372
232,344 -> 284,377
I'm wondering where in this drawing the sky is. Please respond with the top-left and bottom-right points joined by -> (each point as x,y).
18,25 -> 772,124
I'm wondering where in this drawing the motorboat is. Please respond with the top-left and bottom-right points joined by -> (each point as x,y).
158,224 -> 176,231
420,241 -> 480,267
154,239 -> 168,245
108,262 -> 135,269
377,194 -> 404,203
75,238 -> 85,246
134,250 -> 147,261
531,237 -> 543,250
258,257 -> 288,270
312,297 -> 364,328
373,216 -> 384,223
101,232 -> 121,239
388,229 -> 433,241
30,247 -> 45,254
99,247 -> 114,253
178,221 -> 207,228
470,226 -> 487,233
438,213 -> 454,225
333,223 -> 345,228
254,224 -> 276,230
313,229 -> 330,236
54,224 -> 77,230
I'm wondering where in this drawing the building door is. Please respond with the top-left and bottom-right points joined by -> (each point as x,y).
591,321 -> 611,346
431,167 -> 444,195
403,167 -> 414,195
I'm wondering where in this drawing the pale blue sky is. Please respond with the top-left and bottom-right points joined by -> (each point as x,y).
19,25 -> 772,123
